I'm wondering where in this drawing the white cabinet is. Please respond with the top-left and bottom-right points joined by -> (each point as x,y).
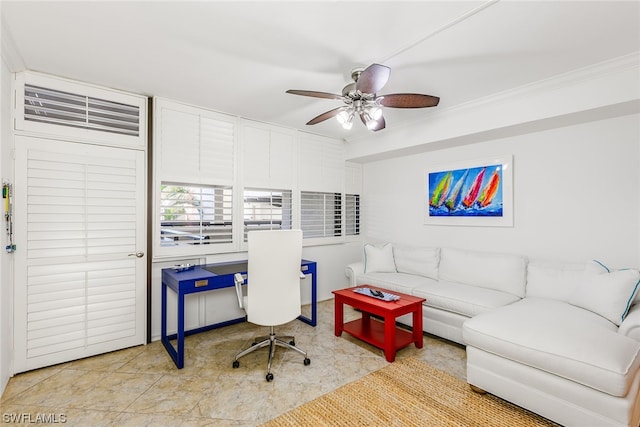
241,121 -> 296,189
298,133 -> 344,193
155,98 -> 236,186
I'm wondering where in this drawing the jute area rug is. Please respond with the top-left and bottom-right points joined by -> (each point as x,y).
262,357 -> 558,427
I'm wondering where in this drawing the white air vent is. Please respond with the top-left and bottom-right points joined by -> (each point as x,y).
24,84 -> 140,136
15,71 -> 147,148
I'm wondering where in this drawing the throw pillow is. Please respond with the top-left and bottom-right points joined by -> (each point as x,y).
588,260 -> 640,305
364,243 -> 396,273
568,268 -> 640,326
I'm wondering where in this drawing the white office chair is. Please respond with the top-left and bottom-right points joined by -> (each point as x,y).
232,229 -> 310,381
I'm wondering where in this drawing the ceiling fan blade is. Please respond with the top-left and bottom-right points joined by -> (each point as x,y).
378,93 -> 440,108
356,64 -> 390,94
306,107 -> 343,125
286,89 -> 343,100
359,111 -> 386,132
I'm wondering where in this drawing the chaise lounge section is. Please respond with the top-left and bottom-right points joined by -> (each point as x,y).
345,243 -> 640,427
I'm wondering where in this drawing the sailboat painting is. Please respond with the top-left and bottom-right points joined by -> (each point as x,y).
427,161 -> 506,219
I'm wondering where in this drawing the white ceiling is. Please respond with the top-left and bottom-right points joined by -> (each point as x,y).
2,1 -> 639,141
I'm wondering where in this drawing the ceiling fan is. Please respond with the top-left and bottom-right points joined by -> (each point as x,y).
286,63 -> 439,132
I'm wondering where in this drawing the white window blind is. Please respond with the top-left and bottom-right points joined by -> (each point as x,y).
24,84 -> 140,136
345,194 -> 360,236
160,183 -> 233,246
300,191 -> 342,239
243,188 -> 292,241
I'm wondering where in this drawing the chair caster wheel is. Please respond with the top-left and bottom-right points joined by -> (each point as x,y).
289,340 -> 295,346
304,358 -> 311,366
266,373 -> 274,382
232,360 -> 240,369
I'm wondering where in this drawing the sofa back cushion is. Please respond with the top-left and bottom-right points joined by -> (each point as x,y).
439,248 -> 526,298
526,260 -> 609,302
393,246 -> 439,280
526,261 -> 589,301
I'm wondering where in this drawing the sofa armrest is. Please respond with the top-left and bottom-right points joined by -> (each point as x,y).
345,261 -> 365,287
619,303 -> 640,341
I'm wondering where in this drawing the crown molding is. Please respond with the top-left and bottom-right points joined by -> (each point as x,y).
1,16 -> 25,72
346,52 -> 640,145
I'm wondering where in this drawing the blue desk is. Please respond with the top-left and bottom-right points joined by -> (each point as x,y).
161,259 -> 317,369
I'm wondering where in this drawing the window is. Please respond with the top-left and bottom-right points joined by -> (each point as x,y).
300,191 -> 342,239
345,194 -> 360,236
160,183 -> 232,246
243,188 -> 292,240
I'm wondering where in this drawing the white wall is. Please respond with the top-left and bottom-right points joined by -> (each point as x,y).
0,56 -> 13,394
362,114 -> 640,268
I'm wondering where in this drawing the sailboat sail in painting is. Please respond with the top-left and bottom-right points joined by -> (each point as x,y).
429,172 -> 452,208
444,169 -> 469,211
462,168 -> 485,208
477,169 -> 500,207
428,163 -> 504,217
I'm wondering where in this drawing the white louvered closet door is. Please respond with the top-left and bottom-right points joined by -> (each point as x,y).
14,136 -> 147,373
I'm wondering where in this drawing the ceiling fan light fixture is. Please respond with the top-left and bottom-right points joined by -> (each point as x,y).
368,105 -> 383,120
336,109 -> 350,124
362,111 -> 380,131
365,118 -> 380,131
336,107 -> 355,130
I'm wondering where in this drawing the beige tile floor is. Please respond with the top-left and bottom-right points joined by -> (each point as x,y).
1,300 -> 466,426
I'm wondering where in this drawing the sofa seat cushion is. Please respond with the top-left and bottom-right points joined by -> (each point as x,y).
463,297 -> 640,397
356,273 -> 520,318
411,280 -> 520,318
356,272 -> 434,296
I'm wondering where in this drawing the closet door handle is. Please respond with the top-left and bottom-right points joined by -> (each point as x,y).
128,251 -> 144,258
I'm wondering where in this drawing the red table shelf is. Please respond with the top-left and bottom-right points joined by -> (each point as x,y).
333,286 -> 426,362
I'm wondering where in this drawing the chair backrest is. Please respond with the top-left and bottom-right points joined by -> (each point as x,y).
246,229 -> 303,326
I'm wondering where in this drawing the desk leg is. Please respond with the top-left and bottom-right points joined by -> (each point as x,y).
413,305 -> 424,349
161,283 -> 167,343
311,266 -> 317,326
176,291 -> 185,369
161,283 -> 182,369
297,263 -> 317,327
384,315 -> 397,363
334,298 -> 344,337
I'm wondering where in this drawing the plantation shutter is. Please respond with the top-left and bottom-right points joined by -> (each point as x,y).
14,136 -> 146,372
345,194 -> 360,236
15,72 -> 147,148
24,84 -> 140,137
300,191 -> 342,239
155,98 -> 237,254
157,100 -> 235,186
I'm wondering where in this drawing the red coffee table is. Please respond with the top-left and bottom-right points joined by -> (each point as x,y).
333,286 -> 426,362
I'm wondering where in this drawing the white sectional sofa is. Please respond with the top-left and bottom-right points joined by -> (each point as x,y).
345,244 -> 640,427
